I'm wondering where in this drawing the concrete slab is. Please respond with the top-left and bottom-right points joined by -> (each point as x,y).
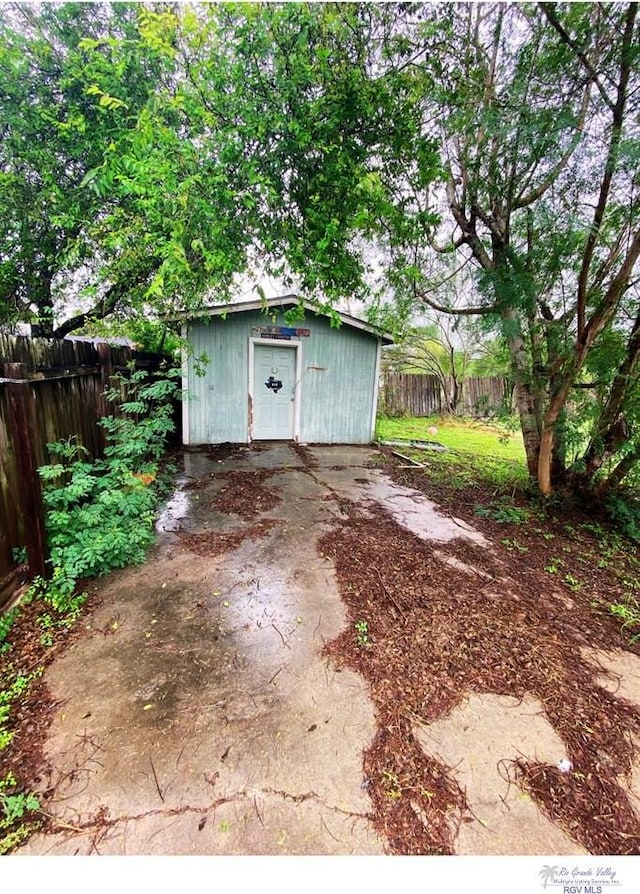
19,445 -> 383,856
14,443 -> 596,856
581,647 -> 640,706
580,647 -> 640,823
414,694 -> 586,855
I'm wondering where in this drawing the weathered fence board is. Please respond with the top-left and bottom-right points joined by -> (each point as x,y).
0,335 -> 168,608
382,372 -> 512,419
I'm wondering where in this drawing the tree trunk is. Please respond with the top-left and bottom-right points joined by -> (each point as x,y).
582,309 -> 640,479
513,378 -> 542,477
551,410 -> 568,484
32,271 -> 55,337
605,445 -> 640,491
503,308 -> 542,478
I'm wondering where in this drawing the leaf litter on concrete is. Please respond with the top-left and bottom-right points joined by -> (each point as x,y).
4,443 -> 640,855
320,454 -> 640,855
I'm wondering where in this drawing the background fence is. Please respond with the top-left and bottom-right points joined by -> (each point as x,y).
0,335 -> 168,609
381,372 -> 513,419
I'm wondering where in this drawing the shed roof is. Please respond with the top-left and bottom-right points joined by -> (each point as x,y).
174,295 -> 393,344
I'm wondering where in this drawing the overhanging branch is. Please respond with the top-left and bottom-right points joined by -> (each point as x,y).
415,288 -> 498,316
539,3 -> 615,112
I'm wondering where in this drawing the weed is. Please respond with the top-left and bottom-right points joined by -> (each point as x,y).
532,527 -> 556,541
544,558 -> 565,574
608,599 -> 640,644
0,668 -> 43,751
39,365 -> 180,581
475,504 -> 529,524
29,569 -> 87,627
563,574 -> 583,593
10,547 -> 27,565
501,537 -> 529,553
605,493 -> 640,543
0,607 -> 19,648
381,769 -> 403,799
355,619 -> 370,647
0,773 -> 40,855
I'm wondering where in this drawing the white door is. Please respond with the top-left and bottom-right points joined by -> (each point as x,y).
253,343 -> 296,439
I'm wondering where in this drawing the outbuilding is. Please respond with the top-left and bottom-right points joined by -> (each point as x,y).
180,295 -> 392,445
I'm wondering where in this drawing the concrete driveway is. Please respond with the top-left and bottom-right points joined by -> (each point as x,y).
17,443 -> 591,855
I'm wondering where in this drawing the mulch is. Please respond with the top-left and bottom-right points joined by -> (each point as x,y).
0,588 -> 104,842
178,521 -> 279,557
320,451 -> 640,855
3,445 -> 640,855
208,469 -> 281,520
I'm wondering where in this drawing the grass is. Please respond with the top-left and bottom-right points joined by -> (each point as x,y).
376,414 -> 526,462
376,415 -> 529,491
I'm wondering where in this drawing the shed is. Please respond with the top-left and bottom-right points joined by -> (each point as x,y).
180,295 -> 392,445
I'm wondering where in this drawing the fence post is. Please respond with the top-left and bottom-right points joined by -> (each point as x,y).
96,343 -> 114,450
4,366 -> 47,579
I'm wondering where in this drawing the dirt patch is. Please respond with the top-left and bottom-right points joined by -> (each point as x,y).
178,521 -> 279,557
291,443 -> 318,468
0,590 -> 103,843
185,443 -> 246,462
208,470 -> 281,520
320,504 -> 640,855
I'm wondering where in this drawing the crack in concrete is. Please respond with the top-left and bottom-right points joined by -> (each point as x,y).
43,785 -> 372,842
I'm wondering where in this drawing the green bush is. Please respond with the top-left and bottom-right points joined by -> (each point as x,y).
39,365 -> 180,580
605,493 -> 640,543
40,370 -> 179,580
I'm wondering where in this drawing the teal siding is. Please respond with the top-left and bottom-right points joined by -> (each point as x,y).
185,309 -> 379,444
186,317 -> 249,444
297,316 -> 378,443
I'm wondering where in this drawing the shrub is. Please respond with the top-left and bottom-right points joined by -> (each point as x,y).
39,365 -> 180,580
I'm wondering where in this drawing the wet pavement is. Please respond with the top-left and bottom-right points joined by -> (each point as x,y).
15,444 -> 636,855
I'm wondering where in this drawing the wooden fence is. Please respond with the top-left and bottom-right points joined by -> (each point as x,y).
0,335 -> 168,609
381,372 -> 513,419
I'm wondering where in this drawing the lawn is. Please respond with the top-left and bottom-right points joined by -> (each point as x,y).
376,414 -> 526,463
375,414 -> 529,491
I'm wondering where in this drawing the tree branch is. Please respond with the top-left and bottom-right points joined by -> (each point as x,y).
575,2 -> 637,338
513,83 -> 591,210
445,170 -> 494,270
581,226 -> 640,352
415,288 -> 498,316
53,262 -> 159,338
539,2 -> 616,112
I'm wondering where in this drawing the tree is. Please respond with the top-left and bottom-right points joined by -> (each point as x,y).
361,2 -> 640,495
3,2 -> 638,499
0,2 -> 171,336
108,1 -> 432,316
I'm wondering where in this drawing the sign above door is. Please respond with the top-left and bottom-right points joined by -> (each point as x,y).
251,326 -> 310,340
